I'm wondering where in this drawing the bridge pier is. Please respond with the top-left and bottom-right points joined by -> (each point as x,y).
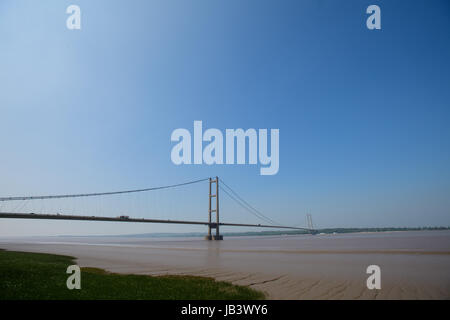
204,235 -> 223,240
205,177 -> 223,240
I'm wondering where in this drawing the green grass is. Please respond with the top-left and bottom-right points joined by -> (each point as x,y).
0,249 -> 264,300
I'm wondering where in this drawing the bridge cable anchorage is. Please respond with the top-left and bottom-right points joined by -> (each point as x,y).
219,179 -> 281,226
0,178 -> 210,202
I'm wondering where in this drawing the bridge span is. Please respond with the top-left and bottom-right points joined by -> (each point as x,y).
0,212 -> 310,231
0,177 -> 316,239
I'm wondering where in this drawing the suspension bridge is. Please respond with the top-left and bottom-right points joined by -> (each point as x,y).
0,177 -> 315,240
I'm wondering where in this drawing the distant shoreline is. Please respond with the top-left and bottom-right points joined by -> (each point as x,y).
54,226 -> 450,239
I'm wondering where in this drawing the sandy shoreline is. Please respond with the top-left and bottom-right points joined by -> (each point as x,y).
1,232 -> 449,299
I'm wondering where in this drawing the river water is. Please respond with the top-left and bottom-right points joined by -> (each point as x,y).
1,230 -> 449,299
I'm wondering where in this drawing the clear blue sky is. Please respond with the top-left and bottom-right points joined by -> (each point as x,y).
1,0 -> 449,236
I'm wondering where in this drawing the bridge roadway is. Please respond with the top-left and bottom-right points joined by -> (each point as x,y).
0,212 -> 311,232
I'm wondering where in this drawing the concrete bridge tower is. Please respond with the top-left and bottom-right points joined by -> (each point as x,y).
205,177 -> 223,240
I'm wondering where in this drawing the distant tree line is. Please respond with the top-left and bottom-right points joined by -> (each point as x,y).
221,226 -> 450,237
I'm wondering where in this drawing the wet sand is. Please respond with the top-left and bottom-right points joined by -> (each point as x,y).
1,230 -> 449,299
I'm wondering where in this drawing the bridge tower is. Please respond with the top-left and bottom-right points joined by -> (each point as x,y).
307,213 -> 318,235
205,176 -> 223,240
307,213 -> 314,230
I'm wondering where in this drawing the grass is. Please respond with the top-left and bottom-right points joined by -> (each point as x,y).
0,249 -> 264,300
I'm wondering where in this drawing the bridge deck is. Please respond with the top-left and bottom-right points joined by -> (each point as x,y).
0,212 -> 310,231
